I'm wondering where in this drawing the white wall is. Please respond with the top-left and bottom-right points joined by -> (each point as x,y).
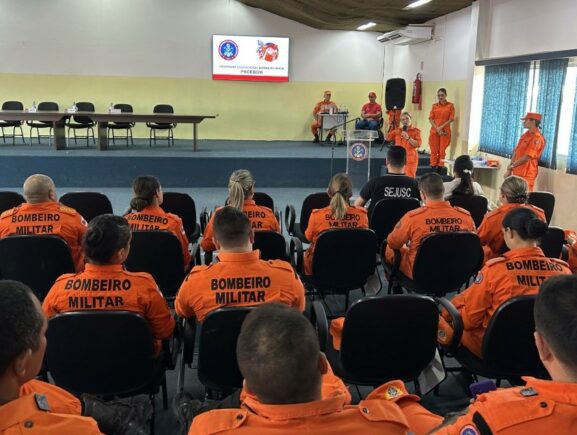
0,0 -> 383,82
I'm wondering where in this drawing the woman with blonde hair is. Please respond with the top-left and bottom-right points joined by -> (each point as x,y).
304,173 -> 369,275
201,169 -> 279,253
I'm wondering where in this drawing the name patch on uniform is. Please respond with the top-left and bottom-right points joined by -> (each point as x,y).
210,276 -> 270,305
425,217 -> 463,232
68,296 -> 125,309
505,260 -> 564,272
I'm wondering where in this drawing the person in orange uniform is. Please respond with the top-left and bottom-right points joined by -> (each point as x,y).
387,111 -> 422,178
124,175 -> 191,269
433,274 -> 577,434
355,91 -> 382,131
428,88 -> 455,171
311,90 -> 339,143
201,169 -> 280,254
0,174 -> 87,271
0,280 -> 102,434
43,214 -> 175,354
176,207 -> 305,322
304,173 -> 369,275
505,112 -> 546,191
189,303 -> 443,435
565,230 -> 577,273
438,208 -> 571,357
477,176 -> 545,262
385,172 -> 476,278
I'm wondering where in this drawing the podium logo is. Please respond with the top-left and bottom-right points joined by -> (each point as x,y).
350,143 -> 368,161
219,40 -> 239,60
257,41 -> 279,62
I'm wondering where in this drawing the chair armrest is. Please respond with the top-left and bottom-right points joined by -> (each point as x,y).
437,297 -> 463,355
190,242 -> 200,267
311,301 -> 329,353
289,236 -> 304,275
275,209 -> 283,234
199,207 -> 208,233
561,245 -> 569,262
204,250 -> 214,265
285,204 -> 296,236
181,317 -> 197,366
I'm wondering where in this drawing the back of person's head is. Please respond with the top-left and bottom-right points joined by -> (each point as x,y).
23,174 -> 55,204
500,176 -> 529,204
502,207 -> 547,241
237,303 -> 322,404
0,280 -> 44,377
83,214 -> 131,264
228,169 -> 255,211
451,155 -> 475,196
386,145 -> 407,169
213,206 -> 251,249
327,172 -> 352,220
535,275 -> 577,376
418,172 -> 444,200
130,175 -> 161,212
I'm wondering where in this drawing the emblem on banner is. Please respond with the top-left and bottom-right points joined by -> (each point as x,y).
350,143 -> 368,161
257,41 -> 279,62
219,40 -> 239,60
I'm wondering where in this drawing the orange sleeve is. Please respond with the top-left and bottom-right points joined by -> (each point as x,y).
20,380 -> 82,415
428,105 -> 436,120
359,209 -> 369,228
386,216 -> 411,250
526,137 -> 546,159
200,213 -> 216,252
449,103 -> 455,121
171,217 -> 191,267
267,210 -> 280,233
387,128 -> 398,141
292,273 -> 306,312
304,212 -> 320,243
455,271 -> 492,331
413,128 -> 422,146
42,280 -> 64,318
477,214 -> 496,247
312,102 -> 321,116
174,276 -> 197,319
141,279 -> 175,339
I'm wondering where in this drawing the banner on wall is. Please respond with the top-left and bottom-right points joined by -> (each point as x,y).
212,35 -> 290,82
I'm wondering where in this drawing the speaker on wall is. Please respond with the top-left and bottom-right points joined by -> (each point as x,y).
385,78 -> 406,111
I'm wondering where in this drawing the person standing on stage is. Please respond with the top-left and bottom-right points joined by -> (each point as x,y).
428,88 -> 455,171
504,112 -> 546,192
355,92 -> 382,131
311,90 -> 338,143
386,112 -> 422,178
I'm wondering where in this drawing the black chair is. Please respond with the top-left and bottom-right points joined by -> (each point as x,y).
448,195 -> 488,228
252,192 -> 274,211
27,101 -> 59,145
285,192 -> 331,243
0,191 -> 25,213
107,103 -> 135,146
0,235 -> 75,301
539,226 -> 565,259
312,296 -> 438,391
59,192 -> 113,223
66,102 -> 96,146
124,231 -> 186,301
160,192 -> 201,242
0,101 -> 26,145
253,231 -> 288,261
45,311 -> 170,430
528,191 -> 555,224
385,232 -> 483,297
147,104 -> 176,146
369,198 -> 420,249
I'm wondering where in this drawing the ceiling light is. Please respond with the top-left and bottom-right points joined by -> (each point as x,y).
403,0 -> 433,10
357,22 -> 376,31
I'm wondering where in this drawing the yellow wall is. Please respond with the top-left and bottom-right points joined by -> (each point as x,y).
0,74 -> 381,141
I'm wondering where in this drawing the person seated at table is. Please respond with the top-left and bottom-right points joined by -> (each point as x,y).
443,155 -> 485,199
311,90 -> 339,143
355,91 -> 382,131
386,112 -> 421,178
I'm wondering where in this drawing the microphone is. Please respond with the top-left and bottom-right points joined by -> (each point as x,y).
403,125 -> 408,132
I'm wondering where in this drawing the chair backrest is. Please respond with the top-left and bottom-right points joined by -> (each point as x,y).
0,191 -> 25,213
160,192 -> 198,239
340,296 -> 438,384
312,229 -> 377,292
197,307 -> 254,391
153,104 -> 174,114
113,103 -> 134,113
253,231 -> 288,261
300,192 -> 331,234
528,191 -> 555,224
412,232 -> 483,296
59,192 -> 113,223
0,235 -> 75,301
73,102 -> 95,124
482,296 -> 547,378
124,231 -> 185,300
448,195 -> 488,228
370,198 -> 420,246
38,101 -> 59,111
253,192 -> 274,211
2,100 -> 23,110
539,226 -> 565,259
45,311 -> 160,396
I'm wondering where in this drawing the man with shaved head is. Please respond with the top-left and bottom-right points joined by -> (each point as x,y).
0,174 -> 87,271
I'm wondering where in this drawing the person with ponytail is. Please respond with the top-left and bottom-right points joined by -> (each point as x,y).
477,175 -> 546,262
438,207 -> 571,358
124,175 -> 191,268
43,214 -> 175,354
200,169 -> 280,253
303,173 -> 368,275
443,155 -> 485,198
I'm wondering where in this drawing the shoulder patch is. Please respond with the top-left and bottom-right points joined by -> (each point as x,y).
34,394 -> 51,412
191,408 -> 248,434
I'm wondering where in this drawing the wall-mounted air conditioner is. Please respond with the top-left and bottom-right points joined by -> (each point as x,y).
377,25 -> 433,45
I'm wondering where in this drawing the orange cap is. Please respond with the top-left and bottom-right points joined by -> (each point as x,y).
521,112 -> 542,121
368,91 -> 376,97
324,90 -> 332,95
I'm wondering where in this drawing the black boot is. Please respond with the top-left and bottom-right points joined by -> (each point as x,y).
313,134 -> 319,143
325,133 -> 333,143
81,394 -> 152,435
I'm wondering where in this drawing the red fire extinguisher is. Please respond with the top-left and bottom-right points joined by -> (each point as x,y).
412,73 -> 422,110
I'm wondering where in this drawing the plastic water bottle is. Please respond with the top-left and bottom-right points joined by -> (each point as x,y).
32,101 -> 36,110
72,101 -> 77,111
108,102 -> 114,113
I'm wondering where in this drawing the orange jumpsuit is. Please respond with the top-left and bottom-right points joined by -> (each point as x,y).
477,203 -> 546,263
189,380 -> 442,435
304,205 -> 369,275
387,109 -> 402,132
385,201 -> 476,279
175,250 -> 305,322
201,200 -> 280,252
438,247 -> 570,357
435,377 -> 577,434
511,129 -> 546,191
0,201 -> 88,272
42,263 -> 175,353
0,391 -> 101,434
125,204 -> 191,267
428,102 -> 455,167
311,100 -> 339,136
19,380 -> 82,415
387,126 -> 422,178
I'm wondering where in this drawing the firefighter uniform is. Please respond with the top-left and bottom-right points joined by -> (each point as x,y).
311,99 -> 339,137
175,250 -> 305,321
387,126 -> 422,178
511,129 -> 546,192
19,380 -> 82,415
0,202 -> 87,272
428,101 -> 455,167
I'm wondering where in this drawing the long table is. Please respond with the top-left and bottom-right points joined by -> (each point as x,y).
0,111 -> 217,151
